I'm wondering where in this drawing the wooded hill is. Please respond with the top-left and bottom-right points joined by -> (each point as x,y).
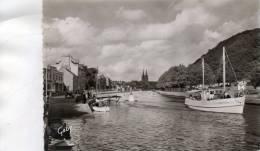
158,28 -> 260,88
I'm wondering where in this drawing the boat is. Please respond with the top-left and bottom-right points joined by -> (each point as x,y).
89,68 -> 114,112
185,47 -> 245,114
157,90 -> 186,99
49,139 -> 74,151
128,92 -> 135,102
92,106 -> 110,112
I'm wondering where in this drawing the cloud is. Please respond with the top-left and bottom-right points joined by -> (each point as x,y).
97,40 -> 174,80
116,7 -> 146,21
217,21 -> 243,37
100,43 -> 127,58
48,17 -> 97,46
136,7 -> 217,40
204,30 -> 223,40
139,40 -> 170,51
204,0 -> 235,7
198,30 -> 224,51
100,27 -> 126,43
173,0 -> 235,10
258,10 -> 260,27
43,0 -> 258,81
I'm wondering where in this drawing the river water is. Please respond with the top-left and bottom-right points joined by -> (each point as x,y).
65,91 -> 260,151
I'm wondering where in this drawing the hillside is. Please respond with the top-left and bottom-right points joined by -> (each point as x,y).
158,28 -> 260,88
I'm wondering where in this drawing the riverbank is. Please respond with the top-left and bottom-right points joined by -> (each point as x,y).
48,97 -> 92,119
47,97 -> 93,150
246,94 -> 260,105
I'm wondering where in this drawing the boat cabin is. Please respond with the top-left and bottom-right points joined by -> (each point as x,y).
188,88 -> 243,101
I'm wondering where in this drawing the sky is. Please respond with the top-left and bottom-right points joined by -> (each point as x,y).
43,0 -> 259,81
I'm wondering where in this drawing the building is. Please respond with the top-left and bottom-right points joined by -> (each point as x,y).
54,55 -> 80,92
43,66 -> 64,96
59,67 -> 78,92
78,64 -> 88,90
141,69 -> 149,82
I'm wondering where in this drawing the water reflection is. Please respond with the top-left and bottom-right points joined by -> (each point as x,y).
244,105 -> 260,149
65,91 -> 260,151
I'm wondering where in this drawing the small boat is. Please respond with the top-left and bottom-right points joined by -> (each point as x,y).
128,92 -> 135,102
49,139 -> 74,151
185,47 -> 245,114
157,90 -> 186,99
93,106 -> 110,112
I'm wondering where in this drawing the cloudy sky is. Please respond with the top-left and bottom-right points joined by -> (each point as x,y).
43,0 -> 259,81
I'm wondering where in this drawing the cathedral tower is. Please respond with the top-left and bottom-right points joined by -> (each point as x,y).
141,69 -> 149,82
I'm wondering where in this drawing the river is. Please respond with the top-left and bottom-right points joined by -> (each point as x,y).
65,91 -> 260,151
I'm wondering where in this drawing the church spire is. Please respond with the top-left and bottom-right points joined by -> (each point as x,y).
142,69 -> 145,81
141,69 -> 149,82
145,69 -> 148,81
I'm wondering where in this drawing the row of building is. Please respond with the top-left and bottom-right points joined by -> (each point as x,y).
43,55 -> 99,96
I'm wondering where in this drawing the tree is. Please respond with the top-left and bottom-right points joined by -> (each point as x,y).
157,64 -> 188,88
187,61 -> 215,86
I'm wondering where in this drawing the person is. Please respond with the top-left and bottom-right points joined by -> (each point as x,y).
84,90 -> 88,100
82,91 -> 87,104
88,99 -> 95,112
209,91 -> 214,100
224,92 -> 231,98
206,91 -> 210,100
88,91 -> 92,99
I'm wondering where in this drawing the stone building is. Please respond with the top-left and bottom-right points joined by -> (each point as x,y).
78,64 -> 88,90
54,55 -> 79,92
141,69 -> 149,82
59,67 -> 78,92
43,66 -> 64,96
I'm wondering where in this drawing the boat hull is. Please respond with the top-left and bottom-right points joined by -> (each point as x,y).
185,96 -> 245,114
157,90 -> 186,99
128,95 -> 135,102
93,106 -> 110,112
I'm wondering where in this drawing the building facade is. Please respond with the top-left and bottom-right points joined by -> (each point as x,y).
43,66 -> 64,96
55,55 -> 80,92
78,64 -> 88,90
50,55 -> 100,92
59,67 -> 79,92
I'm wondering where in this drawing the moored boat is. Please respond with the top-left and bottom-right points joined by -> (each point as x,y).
157,90 -> 186,99
128,93 -> 135,102
185,93 -> 245,113
93,106 -> 110,112
49,139 -> 74,151
185,47 -> 246,114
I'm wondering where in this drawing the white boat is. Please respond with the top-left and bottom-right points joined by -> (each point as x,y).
90,68 -> 113,112
93,106 -> 110,112
185,96 -> 245,113
157,90 -> 186,99
128,92 -> 135,102
76,103 -> 93,114
185,47 -> 245,114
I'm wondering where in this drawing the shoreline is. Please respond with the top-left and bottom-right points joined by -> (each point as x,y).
48,97 -> 92,120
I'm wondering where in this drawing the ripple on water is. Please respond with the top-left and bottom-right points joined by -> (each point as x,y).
64,91 -> 260,151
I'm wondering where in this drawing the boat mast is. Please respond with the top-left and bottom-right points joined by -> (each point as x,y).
202,57 -> 205,90
223,47 -> 226,92
46,66 -> 48,99
96,67 -> 98,95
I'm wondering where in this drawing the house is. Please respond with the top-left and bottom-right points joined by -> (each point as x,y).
43,66 -> 64,96
59,67 -> 78,92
